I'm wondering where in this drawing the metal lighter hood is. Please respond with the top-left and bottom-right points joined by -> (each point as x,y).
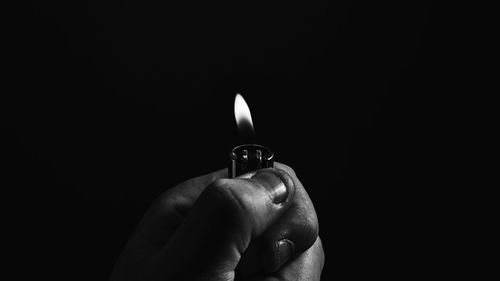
229,144 -> 274,178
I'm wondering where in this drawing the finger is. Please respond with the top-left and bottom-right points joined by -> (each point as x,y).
277,237 -> 325,281
152,168 -> 228,220
146,168 -> 297,280
126,168 -> 228,253
261,162 -> 319,272
252,237 -> 324,281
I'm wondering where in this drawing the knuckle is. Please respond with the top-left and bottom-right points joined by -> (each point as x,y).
274,209 -> 319,252
302,212 -> 320,241
152,189 -> 178,214
316,237 -> 325,270
293,205 -> 319,239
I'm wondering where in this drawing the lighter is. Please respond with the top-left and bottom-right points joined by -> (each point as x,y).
229,93 -> 274,178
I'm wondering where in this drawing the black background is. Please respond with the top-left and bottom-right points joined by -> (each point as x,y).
2,1 -> 469,280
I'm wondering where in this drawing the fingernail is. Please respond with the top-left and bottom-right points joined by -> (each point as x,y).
251,170 -> 289,204
277,239 -> 295,267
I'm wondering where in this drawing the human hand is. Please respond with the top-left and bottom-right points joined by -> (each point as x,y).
109,163 -> 324,281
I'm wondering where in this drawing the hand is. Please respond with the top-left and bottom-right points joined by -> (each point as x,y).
110,163 -> 324,281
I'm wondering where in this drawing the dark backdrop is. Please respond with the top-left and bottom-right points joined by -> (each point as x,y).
3,1 -> 464,280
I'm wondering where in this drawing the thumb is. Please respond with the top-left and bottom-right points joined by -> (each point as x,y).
147,168 -> 296,280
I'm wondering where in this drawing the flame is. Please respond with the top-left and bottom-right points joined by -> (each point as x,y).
234,93 -> 254,135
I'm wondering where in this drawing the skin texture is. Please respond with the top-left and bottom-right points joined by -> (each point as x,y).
109,163 -> 324,281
